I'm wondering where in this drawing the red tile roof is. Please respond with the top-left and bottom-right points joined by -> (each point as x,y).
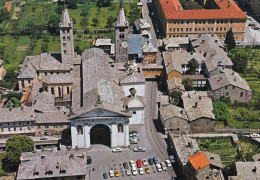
188,152 -> 210,171
159,0 -> 247,20
5,2 -> 12,12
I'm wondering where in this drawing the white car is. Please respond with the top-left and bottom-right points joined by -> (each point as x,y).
112,147 -> 122,153
132,167 -> 138,176
125,169 -> 131,176
139,167 -> 144,175
165,160 -> 172,167
156,164 -> 162,172
109,170 -> 114,177
143,159 -> 148,166
250,133 -> 260,138
129,160 -> 136,167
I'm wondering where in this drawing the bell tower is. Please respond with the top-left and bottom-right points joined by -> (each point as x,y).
115,3 -> 129,63
59,6 -> 74,65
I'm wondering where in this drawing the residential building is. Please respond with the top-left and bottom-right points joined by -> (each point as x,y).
17,150 -> 88,180
134,18 -> 152,33
228,161 -> 260,180
0,59 -> 6,80
208,68 -> 252,102
153,0 -> 247,39
94,39 -> 114,55
167,77 -> 185,94
163,37 -> 189,52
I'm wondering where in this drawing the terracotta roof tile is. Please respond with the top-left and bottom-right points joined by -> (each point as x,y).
159,0 -> 247,20
188,152 -> 210,171
5,2 -> 12,12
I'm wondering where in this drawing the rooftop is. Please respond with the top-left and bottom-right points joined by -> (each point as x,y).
229,161 -> 260,180
167,77 -> 185,92
159,0 -> 247,20
188,152 -> 210,171
42,73 -> 74,84
95,39 -> 113,46
163,37 -> 189,50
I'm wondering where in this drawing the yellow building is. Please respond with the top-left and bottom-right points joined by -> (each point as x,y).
154,0 -> 247,39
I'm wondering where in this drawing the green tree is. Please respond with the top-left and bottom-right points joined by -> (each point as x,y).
41,43 -> 49,53
66,0 -> 78,9
182,78 -> 194,91
219,95 -> 231,106
48,14 -> 60,35
187,58 -> 198,75
229,48 -> 251,73
0,6 -> 10,23
106,16 -> 116,28
92,17 -> 99,27
97,0 -> 112,8
75,45 -> 83,55
225,28 -> 236,51
0,69 -> 17,89
5,97 -> 20,108
170,91 -> 182,105
3,135 -> 34,171
80,17 -> 89,29
213,100 -> 233,125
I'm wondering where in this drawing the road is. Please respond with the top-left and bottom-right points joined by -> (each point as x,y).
144,80 -> 177,179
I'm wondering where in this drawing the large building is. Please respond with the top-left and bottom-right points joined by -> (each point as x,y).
154,0 -> 247,39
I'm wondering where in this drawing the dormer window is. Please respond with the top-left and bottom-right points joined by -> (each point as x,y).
45,170 -> 53,175
33,172 -> 39,176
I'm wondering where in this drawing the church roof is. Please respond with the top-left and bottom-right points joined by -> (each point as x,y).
115,5 -> 129,27
60,7 -> 73,28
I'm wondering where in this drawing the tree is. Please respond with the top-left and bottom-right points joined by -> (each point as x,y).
41,43 -> 49,53
106,16 -> 116,28
0,6 -> 10,23
225,28 -> 236,51
213,100 -> 233,126
48,14 -> 60,35
3,135 -> 34,171
97,0 -> 112,8
182,78 -> 194,91
92,17 -> 99,27
229,48 -> 251,73
170,91 -> 182,105
66,0 -> 79,9
5,97 -> 20,108
187,58 -> 198,75
75,45 -> 83,55
80,17 -> 89,29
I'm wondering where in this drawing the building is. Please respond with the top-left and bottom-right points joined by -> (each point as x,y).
162,37 -> 189,52
154,0 -> 247,39
0,59 -> 6,80
69,48 -> 131,149
17,150 -> 88,180
115,3 -> 129,63
228,161 -> 260,180
134,18 -> 152,33
208,68 -> 252,102
94,39 -> 114,55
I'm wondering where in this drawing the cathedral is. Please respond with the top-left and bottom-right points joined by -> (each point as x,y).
17,5 -> 145,149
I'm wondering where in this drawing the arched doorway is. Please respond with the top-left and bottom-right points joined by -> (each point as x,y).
90,124 -> 110,147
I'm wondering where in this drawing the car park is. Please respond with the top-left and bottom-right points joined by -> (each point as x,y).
137,159 -> 142,168
114,170 -> 119,177
148,158 -> 154,165
112,147 -> 122,153
103,172 -> 108,179
156,164 -> 162,172
109,170 -> 114,177
145,167 -> 150,174
123,162 -> 129,169
129,160 -> 136,167
165,160 -> 172,167
132,167 -> 138,176
161,162 -> 167,171
143,159 -> 148,166
125,169 -> 131,176
139,167 -> 144,175
153,156 -> 159,164
133,146 -> 145,152
169,155 -> 175,163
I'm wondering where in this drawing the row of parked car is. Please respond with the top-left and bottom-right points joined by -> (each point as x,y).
102,155 -> 176,179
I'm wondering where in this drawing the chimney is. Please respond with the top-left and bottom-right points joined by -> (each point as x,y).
56,162 -> 60,169
201,39 -> 205,44
203,51 -> 207,57
69,154 -> 74,159
252,166 -> 257,173
215,40 -> 218,43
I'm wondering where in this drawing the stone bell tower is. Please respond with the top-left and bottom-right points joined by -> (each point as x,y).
59,6 -> 74,65
115,3 -> 129,63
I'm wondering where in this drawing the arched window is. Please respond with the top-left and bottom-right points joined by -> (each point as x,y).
118,124 -> 123,133
77,125 -> 83,134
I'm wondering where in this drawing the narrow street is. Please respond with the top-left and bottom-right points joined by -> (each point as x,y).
144,80 -> 177,179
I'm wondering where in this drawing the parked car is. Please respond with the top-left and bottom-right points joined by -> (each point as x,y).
139,167 -> 144,175
103,172 -> 108,179
148,158 -> 154,165
133,146 -> 146,152
114,170 -> 119,177
137,159 -> 142,168
169,155 -> 175,163
153,156 -> 159,164
145,167 -> 150,174
165,160 -> 172,167
143,159 -> 148,166
123,162 -> 129,169
161,162 -> 167,171
130,138 -> 138,144
125,169 -> 131,176
112,147 -> 122,153
129,160 -> 136,167
250,133 -> 260,138
156,164 -> 162,172
132,167 -> 138,176
109,170 -> 114,177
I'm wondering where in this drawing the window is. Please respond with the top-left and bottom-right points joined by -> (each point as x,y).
63,43 -> 66,47
233,86 -> 235,90
58,87 -> 61,97
187,20 -> 189,24
169,28 -> 172,32
27,122 -> 29,125
51,87 -> 54,95
7,122 -> 10,126
220,28 -> 222,31
216,28 -> 218,31
67,36 -> 70,41
181,28 -> 183,32
20,127 -> 22,131
67,87 -> 70,94
203,21 -> 205,24
215,92 -> 219,95
118,123 -> 124,133
217,20 -> 219,24
14,127 -> 16,131
195,28 -> 197,31
13,122 -> 15,125
177,28 -> 179,32
181,21 -> 184,24
38,126 -> 41,129
63,36 -> 65,41
240,92 -> 243,97
8,128 -> 10,131
189,28 -> 192,31
225,86 -> 227,89
28,127 -> 30,130
120,33 -> 124,38
45,125 -> 49,129
22,80 -> 25,88
199,28 -> 201,31
173,28 -> 175,32
174,21 -> 176,24
202,28 -> 205,31
224,27 -> 226,31
119,28 -> 124,32
0,123 -> 2,126
45,72 -> 47,76
211,28 -> 213,31
186,28 -> 189,32
195,21 -> 198,24
1,128 -> 3,132
77,125 -> 83,134
231,20 -> 233,24
54,125 -> 58,128
169,35 -> 171,38
221,20 -> 223,24
28,80 -> 31,83
59,125 -> 63,128
226,92 -> 229,96
64,50 -> 66,55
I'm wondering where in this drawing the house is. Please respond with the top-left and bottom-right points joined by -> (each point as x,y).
208,69 -> 252,102
17,150 -> 88,180
134,18 -> 151,33
228,161 -> 260,180
94,39 -> 114,55
167,77 -> 185,94
163,37 -> 189,52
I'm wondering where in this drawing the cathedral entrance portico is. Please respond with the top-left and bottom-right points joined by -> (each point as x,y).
90,124 -> 111,147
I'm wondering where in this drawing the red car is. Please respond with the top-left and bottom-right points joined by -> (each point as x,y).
137,159 -> 142,168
